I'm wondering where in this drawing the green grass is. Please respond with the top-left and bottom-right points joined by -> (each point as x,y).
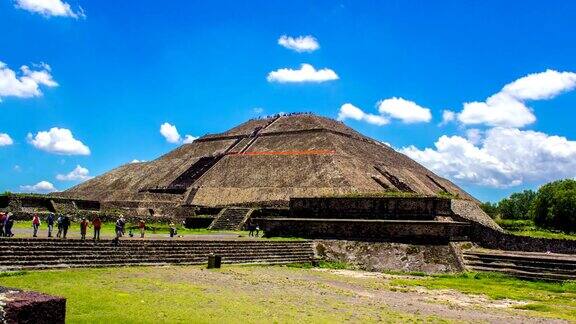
388,271 -> 576,321
0,266 -> 439,323
497,219 -> 576,240
12,221 -> 242,236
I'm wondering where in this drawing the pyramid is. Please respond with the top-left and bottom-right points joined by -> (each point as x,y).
61,113 -> 476,208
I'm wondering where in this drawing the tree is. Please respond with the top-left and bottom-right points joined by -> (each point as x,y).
532,179 -> 576,233
480,202 -> 499,219
497,190 -> 536,220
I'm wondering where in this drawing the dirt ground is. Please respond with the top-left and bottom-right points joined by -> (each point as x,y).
0,265 -> 569,323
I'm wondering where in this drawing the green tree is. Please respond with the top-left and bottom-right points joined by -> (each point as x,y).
532,179 -> 576,233
497,190 -> 536,220
480,201 -> 499,219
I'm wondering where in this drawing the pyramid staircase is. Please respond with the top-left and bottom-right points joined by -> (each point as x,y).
209,207 -> 254,231
463,249 -> 576,281
0,238 -> 315,271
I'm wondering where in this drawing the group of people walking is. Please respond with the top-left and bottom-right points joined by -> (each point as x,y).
0,212 -> 15,237
0,212 -> 153,241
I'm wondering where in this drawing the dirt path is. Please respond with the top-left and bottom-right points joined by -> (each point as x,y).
311,269 -> 562,323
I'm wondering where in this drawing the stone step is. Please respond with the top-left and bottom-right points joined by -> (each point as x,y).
466,265 -> 576,281
462,249 -> 576,281
463,255 -> 576,271
0,258 -> 312,271
0,251 -> 314,263
1,247 -> 313,256
464,260 -> 576,276
0,256 -> 313,269
0,253 -> 313,266
209,208 -> 253,231
463,251 -> 576,265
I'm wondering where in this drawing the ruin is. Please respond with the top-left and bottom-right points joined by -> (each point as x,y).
3,113 -> 575,279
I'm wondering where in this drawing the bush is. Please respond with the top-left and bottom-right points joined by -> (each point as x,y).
498,190 -> 536,220
532,179 -> 576,233
480,202 -> 499,219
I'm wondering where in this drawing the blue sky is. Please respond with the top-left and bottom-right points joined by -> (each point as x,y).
1,0 -> 576,202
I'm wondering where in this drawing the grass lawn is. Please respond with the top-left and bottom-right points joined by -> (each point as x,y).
1,265 -> 575,323
0,266 -> 438,324
496,219 -> 576,240
388,272 -> 576,322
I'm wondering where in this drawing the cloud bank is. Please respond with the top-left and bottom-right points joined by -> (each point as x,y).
27,127 -> 90,155
267,64 -> 338,83
278,35 -> 319,53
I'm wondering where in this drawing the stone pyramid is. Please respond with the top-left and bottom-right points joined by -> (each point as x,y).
61,113 -> 476,207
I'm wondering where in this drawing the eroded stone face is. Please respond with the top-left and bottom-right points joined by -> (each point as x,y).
0,287 -> 66,324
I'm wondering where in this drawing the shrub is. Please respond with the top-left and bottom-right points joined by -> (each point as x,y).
498,190 -> 536,220
532,179 -> 576,233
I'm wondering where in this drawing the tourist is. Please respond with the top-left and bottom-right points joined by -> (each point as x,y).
4,213 -> 14,237
80,218 -> 89,240
115,216 -> 125,239
92,216 -> 102,240
61,215 -> 71,239
46,213 -> 55,238
138,219 -> 146,238
56,214 -> 63,238
247,221 -> 255,237
169,222 -> 176,238
0,212 -> 6,237
32,214 -> 41,237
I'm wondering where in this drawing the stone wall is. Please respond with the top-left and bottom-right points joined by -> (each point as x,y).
259,218 -> 470,243
289,197 -> 453,220
469,223 -> 576,254
0,287 -> 66,323
314,240 -> 463,273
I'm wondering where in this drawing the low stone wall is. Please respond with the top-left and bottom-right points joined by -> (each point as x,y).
259,218 -> 469,243
470,223 -> 576,254
0,287 -> 66,323
289,197 -> 453,220
314,240 -> 463,273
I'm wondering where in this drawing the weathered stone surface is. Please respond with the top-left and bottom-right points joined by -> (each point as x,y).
259,218 -> 470,242
314,240 -> 462,273
0,288 -> 66,324
57,113 -> 476,209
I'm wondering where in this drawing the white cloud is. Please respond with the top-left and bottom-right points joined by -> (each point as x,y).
130,159 -> 146,164
0,133 -> 13,146
15,0 -> 85,18
457,70 -> 576,128
267,64 -> 338,83
465,128 -> 483,145
401,128 -> 576,188
253,107 -> 264,114
160,122 -> 181,143
278,35 -> 319,53
0,61 -> 58,101
440,110 -> 456,125
377,97 -> 432,123
183,135 -> 198,144
20,180 -> 57,193
337,103 -> 389,126
27,127 -> 90,155
13,165 -> 22,172
160,122 -> 197,144
502,70 -> 576,101
56,165 -> 92,181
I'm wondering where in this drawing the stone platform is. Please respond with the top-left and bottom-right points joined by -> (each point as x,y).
258,218 -> 470,243
0,287 -> 66,324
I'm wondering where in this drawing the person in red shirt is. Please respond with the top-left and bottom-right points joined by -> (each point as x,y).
92,216 -> 102,241
138,219 -> 146,238
80,218 -> 89,240
32,214 -> 41,237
